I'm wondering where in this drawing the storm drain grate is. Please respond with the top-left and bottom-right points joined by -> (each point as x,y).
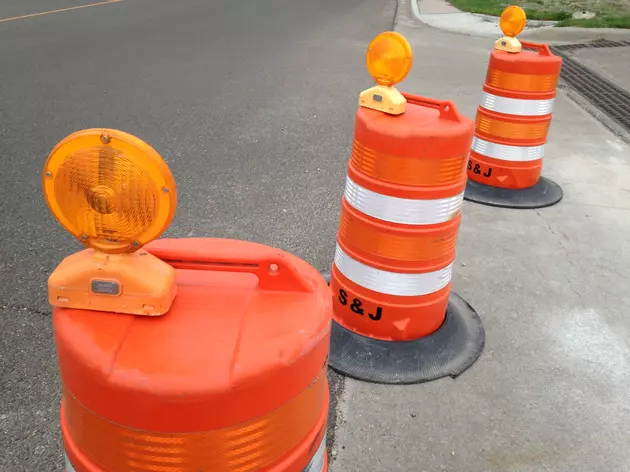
552,39 -> 630,51
548,41 -> 630,132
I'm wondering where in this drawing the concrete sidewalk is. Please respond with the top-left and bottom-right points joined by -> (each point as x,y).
412,0 -> 630,42
329,2 -> 630,471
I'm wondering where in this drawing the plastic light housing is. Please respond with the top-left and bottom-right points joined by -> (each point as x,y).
366,31 -> 413,86
500,5 -> 527,37
43,129 -> 177,254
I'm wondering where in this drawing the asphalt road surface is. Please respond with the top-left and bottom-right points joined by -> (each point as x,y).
0,0 -> 394,469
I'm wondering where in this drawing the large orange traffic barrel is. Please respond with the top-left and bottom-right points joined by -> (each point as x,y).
464,6 -> 563,209
43,130 -> 331,472
327,32 -> 485,384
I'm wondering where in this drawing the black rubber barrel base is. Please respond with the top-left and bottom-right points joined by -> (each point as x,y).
464,176 -> 563,209
328,292 -> 485,385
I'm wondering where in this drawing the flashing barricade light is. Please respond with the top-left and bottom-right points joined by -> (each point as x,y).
44,129 -> 177,316
326,32 -> 485,384
359,31 -> 413,115
464,11 -> 563,209
496,5 -> 527,53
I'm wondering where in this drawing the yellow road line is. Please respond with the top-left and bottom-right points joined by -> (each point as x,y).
0,0 -> 123,24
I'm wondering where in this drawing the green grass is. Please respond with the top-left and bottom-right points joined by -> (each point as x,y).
448,0 -> 630,27
557,15 -> 630,28
448,0 -> 570,20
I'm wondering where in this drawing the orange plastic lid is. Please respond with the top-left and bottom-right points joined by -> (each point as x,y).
54,238 -> 332,432
354,93 -> 474,162
489,44 -> 563,75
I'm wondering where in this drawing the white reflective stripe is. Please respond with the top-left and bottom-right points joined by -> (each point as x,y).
304,433 -> 327,472
471,136 -> 544,162
65,454 -> 76,472
334,244 -> 452,297
344,176 -> 463,226
480,92 -> 554,116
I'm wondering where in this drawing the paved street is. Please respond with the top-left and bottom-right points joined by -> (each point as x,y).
0,0 -> 394,469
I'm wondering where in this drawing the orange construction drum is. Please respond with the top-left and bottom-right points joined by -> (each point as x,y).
332,94 -> 470,341
328,93 -> 485,384
57,238 -> 331,472
464,40 -> 563,209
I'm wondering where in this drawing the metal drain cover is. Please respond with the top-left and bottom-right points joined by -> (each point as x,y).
550,40 -> 630,133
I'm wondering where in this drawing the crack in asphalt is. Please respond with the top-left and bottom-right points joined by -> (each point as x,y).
1,305 -> 51,317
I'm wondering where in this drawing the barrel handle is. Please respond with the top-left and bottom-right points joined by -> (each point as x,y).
146,239 -> 315,293
402,92 -> 462,122
520,41 -> 553,56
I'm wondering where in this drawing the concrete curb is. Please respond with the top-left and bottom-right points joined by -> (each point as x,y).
411,0 -> 630,43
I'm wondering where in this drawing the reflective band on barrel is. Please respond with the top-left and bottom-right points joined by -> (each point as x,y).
334,244 -> 452,296
471,136 -> 545,162
304,434 -> 327,472
486,69 -> 559,93
476,114 -> 549,140
339,202 -> 459,262
66,436 -> 327,472
344,176 -> 463,225
351,141 -> 468,186
480,92 -> 554,116
63,370 -> 328,472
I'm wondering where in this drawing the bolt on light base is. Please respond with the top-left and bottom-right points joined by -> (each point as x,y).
359,85 -> 407,115
44,128 -> 178,316
495,35 -> 523,53
360,31 -> 413,115
49,249 -> 177,316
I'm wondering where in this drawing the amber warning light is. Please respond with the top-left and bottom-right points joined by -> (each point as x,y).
496,5 -> 527,53
359,31 -> 413,115
44,129 -> 177,316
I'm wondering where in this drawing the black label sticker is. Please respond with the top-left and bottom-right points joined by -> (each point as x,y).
468,159 -> 493,179
338,289 -> 383,321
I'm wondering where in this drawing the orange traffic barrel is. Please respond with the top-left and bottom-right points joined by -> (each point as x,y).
464,9 -> 563,208
58,238 -> 331,472
43,130 -> 331,471
327,88 -> 485,383
326,31 -> 485,384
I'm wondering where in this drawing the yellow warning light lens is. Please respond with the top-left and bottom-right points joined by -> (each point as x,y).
366,31 -> 413,86
500,5 -> 527,37
43,129 -> 177,254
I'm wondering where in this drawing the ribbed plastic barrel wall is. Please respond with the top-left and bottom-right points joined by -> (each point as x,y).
330,94 -> 474,341
468,42 -> 562,189
57,238 -> 331,472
